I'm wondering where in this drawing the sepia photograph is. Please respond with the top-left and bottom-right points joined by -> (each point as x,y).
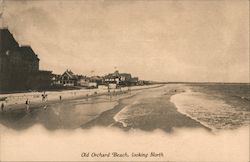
0,0 -> 249,161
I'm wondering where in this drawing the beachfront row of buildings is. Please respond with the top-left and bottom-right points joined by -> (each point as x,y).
0,28 -> 148,92
52,69 -> 142,88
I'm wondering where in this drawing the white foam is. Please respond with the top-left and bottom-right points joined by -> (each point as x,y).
170,88 -> 250,131
113,100 -> 139,127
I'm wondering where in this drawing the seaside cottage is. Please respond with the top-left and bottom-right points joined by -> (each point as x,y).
104,70 -> 120,85
103,70 -> 139,86
119,73 -> 132,86
77,75 -> 90,87
60,70 -> 78,86
51,74 -> 61,85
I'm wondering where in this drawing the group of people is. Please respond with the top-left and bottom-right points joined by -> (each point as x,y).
41,93 -> 48,102
1,98 -> 31,114
0,92 -> 64,114
1,88 -> 132,114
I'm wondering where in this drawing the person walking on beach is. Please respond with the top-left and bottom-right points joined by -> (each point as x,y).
59,95 -> 62,101
43,93 -> 48,110
1,103 -> 4,112
42,91 -> 47,102
25,99 -> 30,113
41,94 -> 45,102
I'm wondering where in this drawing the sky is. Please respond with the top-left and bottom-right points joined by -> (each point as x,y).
1,0 -> 249,82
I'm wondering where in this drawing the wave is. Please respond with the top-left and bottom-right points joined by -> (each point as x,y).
170,87 -> 250,132
113,100 -> 140,127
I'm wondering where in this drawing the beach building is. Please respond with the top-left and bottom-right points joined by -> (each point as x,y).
119,73 -> 132,86
77,76 -> 100,88
89,76 -> 103,85
60,69 -> 78,86
103,70 -> 120,84
0,28 -> 52,92
27,70 -> 53,89
103,70 -> 139,86
130,77 -> 139,86
77,75 -> 89,87
51,74 -> 61,85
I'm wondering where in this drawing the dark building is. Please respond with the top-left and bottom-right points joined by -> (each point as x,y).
119,73 -> 132,85
27,71 -> 53,90
0,28 -> 19,53
0,28 -> 52,92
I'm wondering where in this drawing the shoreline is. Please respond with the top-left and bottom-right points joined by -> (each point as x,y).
170,89 -> 216,132
0,84 -> 212,132
170,84 -> 250,131
170,89 -> 217,132
81,85 -> 211,132
0,84 -> 163,113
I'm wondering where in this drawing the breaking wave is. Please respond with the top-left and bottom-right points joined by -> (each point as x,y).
170,88 -> 250,132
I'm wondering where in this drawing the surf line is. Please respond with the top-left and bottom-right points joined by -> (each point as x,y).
111,100 -> 140,128
170,88 -> 216,132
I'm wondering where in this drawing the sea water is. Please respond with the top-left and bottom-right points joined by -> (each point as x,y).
171,83 -> 250,131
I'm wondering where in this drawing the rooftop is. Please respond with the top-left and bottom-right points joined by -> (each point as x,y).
0,28 -> 19,53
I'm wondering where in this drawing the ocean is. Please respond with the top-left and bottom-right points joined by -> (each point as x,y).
113,83 -> 250,132
170,83 -> 250,131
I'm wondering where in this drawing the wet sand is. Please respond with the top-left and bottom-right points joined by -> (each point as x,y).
0,93 -> 129,130
0,85 -> 162,130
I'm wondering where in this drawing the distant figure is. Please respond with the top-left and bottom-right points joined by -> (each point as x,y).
41,94 -> 45,102
42,91 -> 47,102
86,94 -> 89,101
1,103 -> 4,112
59,95 -> 62,101
25,99 -> 30,113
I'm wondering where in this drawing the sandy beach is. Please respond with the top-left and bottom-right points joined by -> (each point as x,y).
0,85 -> 163,130
0,84 -> 211,132
0,85 -> 160,111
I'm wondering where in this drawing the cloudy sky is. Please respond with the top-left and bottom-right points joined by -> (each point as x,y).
1,0 -> 249,82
